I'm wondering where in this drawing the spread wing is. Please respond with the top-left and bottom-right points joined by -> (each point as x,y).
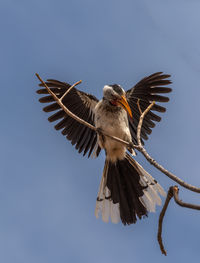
37,79 -> 101,158
126,72 -> 172,144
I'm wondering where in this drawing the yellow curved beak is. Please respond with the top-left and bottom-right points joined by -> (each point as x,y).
117,95 -> 133,118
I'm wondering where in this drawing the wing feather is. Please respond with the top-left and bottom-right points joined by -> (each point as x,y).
126,72 -> 172,144
37,79 -> 101,158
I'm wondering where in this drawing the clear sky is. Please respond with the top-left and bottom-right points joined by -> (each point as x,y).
1,0 -> 200,262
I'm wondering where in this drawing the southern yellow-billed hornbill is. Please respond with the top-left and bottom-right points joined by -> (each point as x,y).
37,72 -> 172,225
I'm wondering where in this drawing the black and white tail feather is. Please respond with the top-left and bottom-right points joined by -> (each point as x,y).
95,153 -> 165,225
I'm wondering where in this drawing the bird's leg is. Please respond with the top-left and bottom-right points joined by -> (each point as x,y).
127,142 -> 137,155
128,142 -> 135,149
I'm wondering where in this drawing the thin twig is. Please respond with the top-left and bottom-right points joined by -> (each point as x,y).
138,147 -> 200,193
137,101 -> 155,147
157,185 -> 200,255
60,80 -> 82,101
137,99 -> 142,115
173,186 -> 200,210
157,186 -> 174,256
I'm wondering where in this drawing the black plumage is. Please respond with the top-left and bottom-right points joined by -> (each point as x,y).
126,72 -> 172,144
37,79 -> 101,157
106,154 -> 147,225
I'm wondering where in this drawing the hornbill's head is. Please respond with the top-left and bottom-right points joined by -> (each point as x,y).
103,84 -> 133,118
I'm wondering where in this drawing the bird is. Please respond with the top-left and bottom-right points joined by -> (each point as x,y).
36,72 -> 172,225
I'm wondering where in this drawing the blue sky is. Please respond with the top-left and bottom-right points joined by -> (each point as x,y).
1,0 -> 200,262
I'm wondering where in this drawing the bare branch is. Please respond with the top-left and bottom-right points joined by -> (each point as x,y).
137,101 -> 155,147
60,80 -> 83,101
139,147 -> 200,193
157,185 -> 200,255
157,186 -> 174,256
173,186 -> 200,210
137,99 -> 142,115
135,99 -> 200,193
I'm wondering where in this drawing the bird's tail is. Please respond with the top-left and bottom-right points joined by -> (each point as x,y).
95,153 -> 165,225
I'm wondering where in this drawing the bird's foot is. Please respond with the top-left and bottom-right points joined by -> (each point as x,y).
128,142 -> 137,156
128,142 -> 135,149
